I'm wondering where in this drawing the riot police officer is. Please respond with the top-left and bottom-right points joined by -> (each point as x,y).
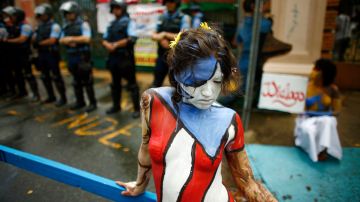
151,0 -> 191,87
102,0 -> 140,117
2,6 -> 40,101
34,3 -> 67,106
59,1 -> 97,112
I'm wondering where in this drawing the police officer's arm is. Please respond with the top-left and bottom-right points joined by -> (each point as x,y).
151,31 -> 166,41
6,24 -> 31,44
60,21 -> 91,45
115,19 -> 138,48
7,35 -> 28,43
61,35 -> 90,44
101,24 -> 113,51
163,32 -> 177,40
151,14 -> 166,41
38,24 -> 61,46
116,91 -> 152,196
39,37 -> 57,46
102,40 -> 113,51
157,14 -> 191,42
226,150 -> 278,202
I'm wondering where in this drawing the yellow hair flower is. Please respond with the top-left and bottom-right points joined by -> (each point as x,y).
169,31 -> 182,49
200,22 -> 211,30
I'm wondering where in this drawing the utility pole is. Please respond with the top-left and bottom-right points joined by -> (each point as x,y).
242,0 -> 263,130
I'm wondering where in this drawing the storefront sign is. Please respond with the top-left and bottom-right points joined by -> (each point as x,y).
258,73 -> 308,113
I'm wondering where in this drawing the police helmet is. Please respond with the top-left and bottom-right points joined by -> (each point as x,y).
2,6 -> 25,24
110,0 -> 127,12
35,3 -> 53,17
2,6 -> 17,17
59,1 -> 80,15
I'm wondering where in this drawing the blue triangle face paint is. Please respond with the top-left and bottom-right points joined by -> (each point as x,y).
174,55 -> 218,87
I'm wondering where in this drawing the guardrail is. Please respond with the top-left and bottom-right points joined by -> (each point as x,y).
0,145 -> 157,202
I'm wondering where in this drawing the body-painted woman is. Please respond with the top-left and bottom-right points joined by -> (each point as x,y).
117,23 -> 277,202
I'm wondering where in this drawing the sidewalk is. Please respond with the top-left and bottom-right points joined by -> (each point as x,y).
246,144 -> 360,201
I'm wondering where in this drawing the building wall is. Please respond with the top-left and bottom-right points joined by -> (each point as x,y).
264,0 -> 327,75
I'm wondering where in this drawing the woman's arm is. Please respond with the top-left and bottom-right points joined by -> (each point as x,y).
226,150 -> 277,202
116,91 -> 153,196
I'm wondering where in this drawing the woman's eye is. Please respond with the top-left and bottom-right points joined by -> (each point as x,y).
214,80 -> 222,84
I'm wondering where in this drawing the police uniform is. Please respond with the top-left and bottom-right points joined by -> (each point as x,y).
103,13 -> 140,115
34,19 -> 67,104
6,20 -> 40,99
152,9 -> 190,87
60,17 -> 96,109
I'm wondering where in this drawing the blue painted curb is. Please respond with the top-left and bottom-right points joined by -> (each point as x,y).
0,145 -> 157,202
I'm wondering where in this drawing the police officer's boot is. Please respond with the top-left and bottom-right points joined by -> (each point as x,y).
54,80 -> 67,107
85,85 -> 97,112
106,84 -> 121,114
28,78 -> 40,102
70,83 -> 86,110
129,84 -> 140,119
41,76 -> 56,103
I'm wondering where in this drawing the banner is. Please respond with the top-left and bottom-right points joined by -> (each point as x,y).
129,4 -> 164,67
258,73 -> 308,113
96,3 -> 165,67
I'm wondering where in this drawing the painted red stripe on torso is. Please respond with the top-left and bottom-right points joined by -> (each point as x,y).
148,94 -> 177,201
180,142 -> 225,201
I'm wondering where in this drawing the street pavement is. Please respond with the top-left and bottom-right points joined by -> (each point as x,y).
0,70 -> 156,202
1,69 -> 359,201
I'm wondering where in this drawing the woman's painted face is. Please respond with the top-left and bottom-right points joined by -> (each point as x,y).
181,63 -> 223,109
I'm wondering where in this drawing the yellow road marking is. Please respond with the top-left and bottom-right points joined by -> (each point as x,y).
75,117 -> 118,136
98,122 -> 137,149
52,113 -> 99,129
7,110 -> 18,116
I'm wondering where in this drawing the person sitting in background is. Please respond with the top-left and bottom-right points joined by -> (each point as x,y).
294,58 -> 342,162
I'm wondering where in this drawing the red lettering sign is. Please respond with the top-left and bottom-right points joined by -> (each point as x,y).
262,81 -> 305,107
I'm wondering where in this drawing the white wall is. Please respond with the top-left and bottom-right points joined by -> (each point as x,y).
264,0 -> 327,75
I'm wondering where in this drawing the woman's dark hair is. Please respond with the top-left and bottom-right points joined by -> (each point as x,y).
314,58 -> 337,87
167,26 -> 240,102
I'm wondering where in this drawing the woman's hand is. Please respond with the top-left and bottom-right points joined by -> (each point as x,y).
116,181 -> 145,196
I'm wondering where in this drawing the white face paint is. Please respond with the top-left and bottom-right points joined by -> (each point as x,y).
181,63 -> 223,109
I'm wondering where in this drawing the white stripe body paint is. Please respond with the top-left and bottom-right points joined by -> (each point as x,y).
203,162 -> 229,202
162,128 -> 195,202
226,124 -> 235,146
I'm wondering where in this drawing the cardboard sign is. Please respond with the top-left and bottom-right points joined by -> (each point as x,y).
258,73 -> 308,113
